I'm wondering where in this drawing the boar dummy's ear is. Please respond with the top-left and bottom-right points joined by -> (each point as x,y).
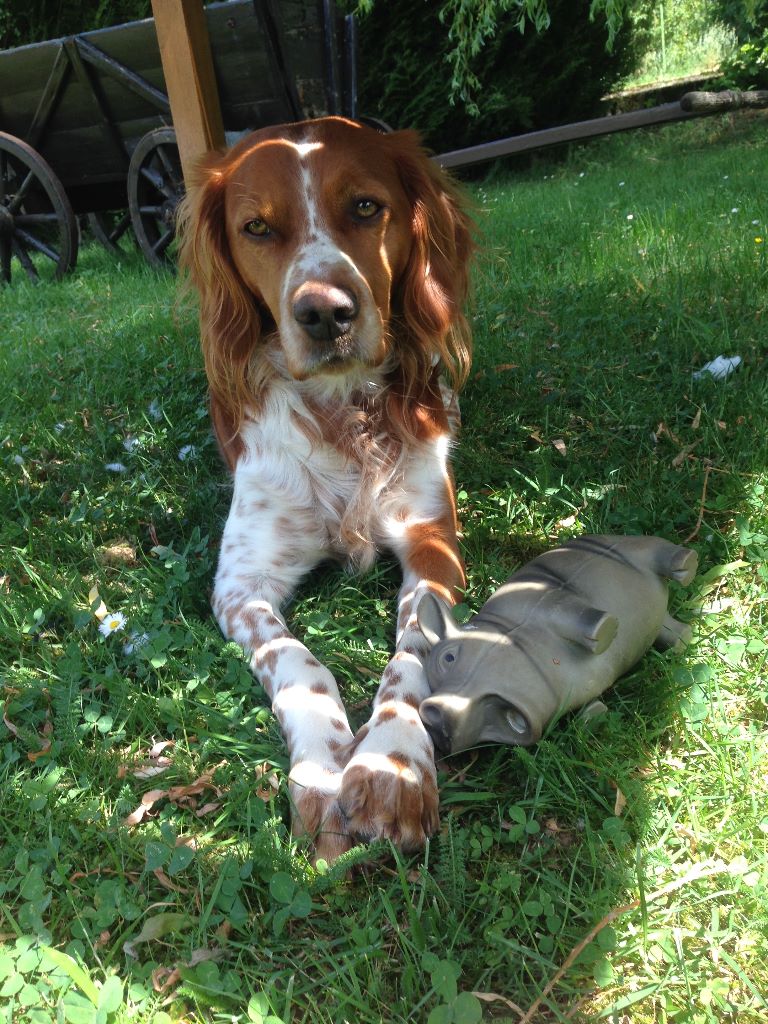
417,592 -> 461,648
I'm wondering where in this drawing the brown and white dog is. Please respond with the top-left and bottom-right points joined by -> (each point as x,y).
178,116 -> 473,861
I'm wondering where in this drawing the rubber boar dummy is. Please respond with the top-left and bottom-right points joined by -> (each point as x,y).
417,535 -> 697,755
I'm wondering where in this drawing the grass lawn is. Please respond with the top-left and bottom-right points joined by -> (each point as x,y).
1,112 -> 766,1023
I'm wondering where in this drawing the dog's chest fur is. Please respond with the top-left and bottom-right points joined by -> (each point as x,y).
233,379 -> 452,570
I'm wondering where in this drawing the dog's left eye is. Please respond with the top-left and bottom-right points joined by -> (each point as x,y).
353,199 -> 381,220
244,218 -> 270,237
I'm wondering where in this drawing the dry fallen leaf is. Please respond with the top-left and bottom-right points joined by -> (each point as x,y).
194,802 -> 222,817
123,771 -> 225,827
151,947 -> 225,995
472,991 -> 525,1015
153,869 -> 190,894
167,773 -> 222,804
543,817 -> 579,848
152,966 -> 178,993
70,867 -> 140,885
2,693 -> 20,738
88,586 -> 108,621
148,739 -> 175,757
130,762 -> 173,780
123,788 -> 167,827
671,438 -> 702,468
3,688 -> 53,761
254,763 -> 280,801
28,719 -> 53,762
117,739 -> 175,780
123,912 -> 193,958
175,835 -> 198,850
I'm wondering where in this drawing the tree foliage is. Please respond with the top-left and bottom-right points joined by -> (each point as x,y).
355,0 -> 643,152
352,0 -> 636,113
352,0 -> 766,112
711,0 -> 768,41
0,0 -> 151,51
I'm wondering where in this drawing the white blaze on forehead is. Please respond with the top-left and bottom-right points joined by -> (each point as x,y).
285,140 -> 324,159
279,135 -> 368,301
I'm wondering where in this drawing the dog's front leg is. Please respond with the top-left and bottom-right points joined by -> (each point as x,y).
213,481 -> 355,862
337,510 -> 465,851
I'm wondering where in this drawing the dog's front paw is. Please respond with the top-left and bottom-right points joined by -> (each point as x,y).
337,721 -> 439,851
289,768 -> 353,864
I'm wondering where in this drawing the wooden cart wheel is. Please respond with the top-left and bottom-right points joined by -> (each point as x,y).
87,210 -> 135,254
128,127 -> 184,268
0,131 -> 78,284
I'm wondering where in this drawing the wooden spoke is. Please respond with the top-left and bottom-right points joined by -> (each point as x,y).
0,237 -> 11,282
0,131 -> 78,284
16,227 -> 59,262
127,128 -> 183,269
87,210 -> 135,254
12,238 -> 40,281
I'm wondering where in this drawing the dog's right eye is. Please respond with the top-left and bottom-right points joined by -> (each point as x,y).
244,218 -> 270,238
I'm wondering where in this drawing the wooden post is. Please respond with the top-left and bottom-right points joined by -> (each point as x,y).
151,0 -> 225,182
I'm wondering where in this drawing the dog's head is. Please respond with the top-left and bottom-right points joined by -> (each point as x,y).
178,117 -> 473,455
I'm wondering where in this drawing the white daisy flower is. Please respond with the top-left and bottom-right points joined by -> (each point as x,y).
99,611 -> 127,636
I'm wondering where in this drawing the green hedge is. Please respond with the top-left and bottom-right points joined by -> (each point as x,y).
0,0 -> 151,50
711,0 -> 768,41
718,27 -> 768,87
356,0 -> 644,153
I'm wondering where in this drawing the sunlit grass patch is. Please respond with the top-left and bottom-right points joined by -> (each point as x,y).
0,114 -> 766,1022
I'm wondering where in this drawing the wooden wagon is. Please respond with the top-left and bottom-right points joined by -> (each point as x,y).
0,0 -> 358,282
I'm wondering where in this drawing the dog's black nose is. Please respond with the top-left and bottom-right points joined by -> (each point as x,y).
293,284 -> 358,342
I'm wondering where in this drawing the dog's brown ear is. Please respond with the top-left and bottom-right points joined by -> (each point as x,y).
387,131 -> 474,394
177,152 -> 259,465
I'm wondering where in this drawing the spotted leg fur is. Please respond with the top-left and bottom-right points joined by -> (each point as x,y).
212,479 -> 358,862
337,519 -> 465,849
213,393 -> 465,861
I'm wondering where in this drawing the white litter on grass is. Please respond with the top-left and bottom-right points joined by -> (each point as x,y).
178,445 -> 197,461
105,462 -> 128,473
692,355 -> 742,381
124,631 -> 150,655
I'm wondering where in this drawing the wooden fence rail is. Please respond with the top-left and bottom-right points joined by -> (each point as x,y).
436,89 -> 768,170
